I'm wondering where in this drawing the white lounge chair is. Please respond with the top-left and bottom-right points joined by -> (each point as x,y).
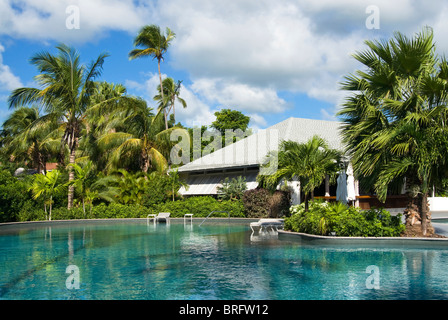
147,212 -> 171,224
250,218 -> 284,233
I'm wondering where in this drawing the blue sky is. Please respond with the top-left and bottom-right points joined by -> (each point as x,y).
1,0 -> 448,130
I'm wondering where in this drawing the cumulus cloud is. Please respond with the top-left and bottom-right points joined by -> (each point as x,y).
0,44 -> 23,92
0,0 -> 150,43
190,78 -> 288,113
3,0 -> 448,127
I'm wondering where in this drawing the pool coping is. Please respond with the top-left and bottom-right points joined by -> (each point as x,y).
0,217 -> 260,228
277,230 -> 448,247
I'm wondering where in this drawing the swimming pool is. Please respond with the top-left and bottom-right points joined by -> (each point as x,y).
1,219 -> 448,300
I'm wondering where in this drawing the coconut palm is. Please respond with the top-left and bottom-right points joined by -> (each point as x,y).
1,106 -> 60,174
96,101 -> 175,174
8,44 -> 110,209
81,81 -> 140,172
153,77 -> 187,125
129,24 -> 176,130
258,135 -> 341,211
338,27 -> 448,235
29,169 -> 66,221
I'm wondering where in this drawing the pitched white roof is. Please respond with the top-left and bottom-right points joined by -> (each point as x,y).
178,117 -> 344,173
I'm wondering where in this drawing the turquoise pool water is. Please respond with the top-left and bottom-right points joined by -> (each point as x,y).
1,220 -> 448,300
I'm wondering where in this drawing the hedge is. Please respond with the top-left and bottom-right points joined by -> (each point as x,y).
16,196 -> 245,221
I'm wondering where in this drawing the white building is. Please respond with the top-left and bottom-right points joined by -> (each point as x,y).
177,117 -> 347,204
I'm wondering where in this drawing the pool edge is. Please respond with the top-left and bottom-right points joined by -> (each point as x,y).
278,230 -> 448,247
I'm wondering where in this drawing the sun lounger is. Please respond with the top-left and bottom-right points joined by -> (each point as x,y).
250,218 -> 284,233
147,212 -> 171,224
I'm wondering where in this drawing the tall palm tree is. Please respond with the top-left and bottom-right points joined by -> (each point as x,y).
338,27 -> 448,235
153,77 -> 187,125
129,24 -> 176,130
8,44 -> 110,209
258,135 -> 341,211
29,169 -> 66,221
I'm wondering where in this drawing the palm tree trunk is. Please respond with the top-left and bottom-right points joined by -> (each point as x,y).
67,147 -> 76,210
157,58 -> 168,131
304,193 -> 309,212
67,126 -> 79,210
420,192 -> 433,236
171,97 -> 176,124
421,192 -> 428,235
49,195 -> 52,221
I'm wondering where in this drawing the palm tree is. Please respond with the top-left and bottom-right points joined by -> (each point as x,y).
129,24 -> 176,130
1,106 -> 60,174
81,81 -> 140,172
67,160 -> 96,215
29,169 -> 66,221
96,101 -> 173,174
153,77 -> 187,125
338,27 -> 448,235
95,169 -> 148,205
167,168 -> 189,201
8,44 -> 110,209
258,135 -> 341,211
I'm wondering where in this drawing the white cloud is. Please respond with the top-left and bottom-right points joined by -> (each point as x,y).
0,0 -> 150,43
3,0 -> 448,127
0,43 -> 23,92
191,78 -> 287,113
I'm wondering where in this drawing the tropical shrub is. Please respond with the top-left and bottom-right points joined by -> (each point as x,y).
242,188 -> 271,218
269,190 -> 291,218
217,176 -> 247,201
285,200 -> 405,237
242,188 -> 290,218
0,170 -> 37,222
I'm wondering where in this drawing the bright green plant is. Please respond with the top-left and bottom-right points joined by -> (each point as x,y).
29,170 -> 66,221
217,176 -> 247,201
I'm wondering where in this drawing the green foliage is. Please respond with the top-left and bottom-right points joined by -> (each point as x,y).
14,195 -> 245,221
211,109 -> 250,136
151,196 -> 245,218
242,188 -> 271,218
16,203 -> 153,221
338,28 -> 448,236
142,172 -> 174,206
258,136 -> 341,210
285,201 -> 405,237
0,170 -> 37,222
